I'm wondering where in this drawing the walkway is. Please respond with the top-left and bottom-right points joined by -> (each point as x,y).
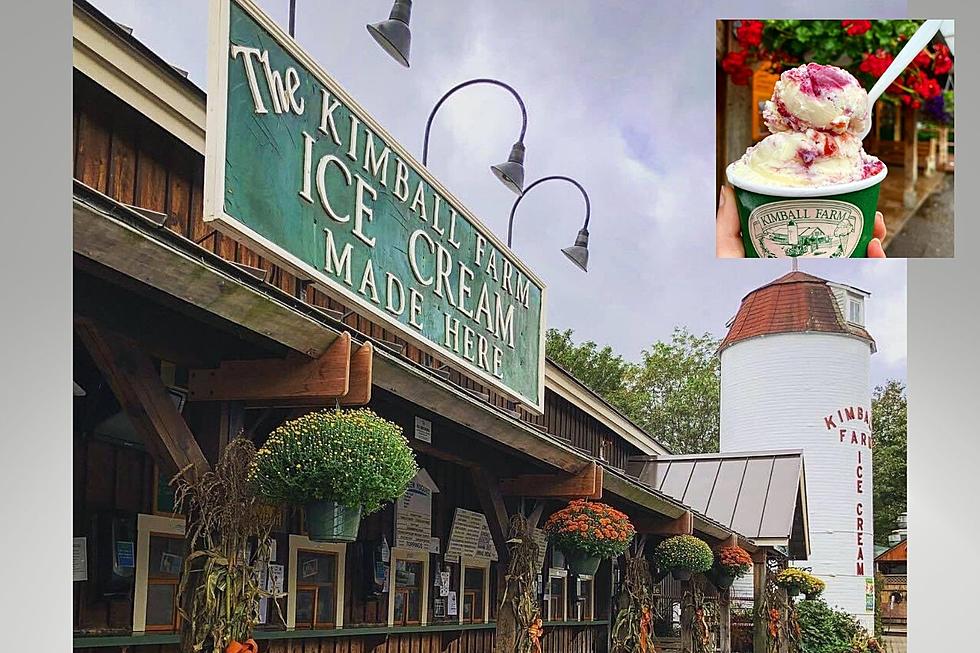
885,174 -> 954,257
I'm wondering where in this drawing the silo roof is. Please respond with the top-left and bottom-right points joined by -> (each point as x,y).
719,271 -> 876,353
626,449 -> 811,559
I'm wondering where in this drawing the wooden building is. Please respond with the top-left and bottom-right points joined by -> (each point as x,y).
875,540 -> 908,653
72,3 -> 806,652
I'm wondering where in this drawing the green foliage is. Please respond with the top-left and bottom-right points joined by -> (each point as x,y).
631,328 -> 721,453
250,408 -> 418,513
545,327 -> 721,454
796,598 -> 867,653
545,328 -> 640,415
761,20 -> 922,83
872,381 -> 907,546
653,535 -> 714,573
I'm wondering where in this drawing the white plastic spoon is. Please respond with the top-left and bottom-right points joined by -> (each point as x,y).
858,19 -> 944,141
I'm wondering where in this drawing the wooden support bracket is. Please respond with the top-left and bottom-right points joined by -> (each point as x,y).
499,461 -> 603,500
75,319 -> 210,480
187,332 -> 373,407
632,510 -> 694,536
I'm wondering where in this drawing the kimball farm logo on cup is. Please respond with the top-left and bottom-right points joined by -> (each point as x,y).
748,200 -> 863,258
203,0 -> 546,411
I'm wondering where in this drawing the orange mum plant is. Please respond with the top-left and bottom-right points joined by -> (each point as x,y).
543,499 -> 636,559
716,544 -> 753,578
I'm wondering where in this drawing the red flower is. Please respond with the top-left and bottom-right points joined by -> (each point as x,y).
736,20 -> 764,47
900,94 -> 911,106
731,66 -> 753,86
933,45 -> 953,74
914,76 -> 942,99
842,20 -> 872,36
912,48 -> 932,69
911,99 -> 922,109
722,50 -> 748,74
859,50 -> 894,78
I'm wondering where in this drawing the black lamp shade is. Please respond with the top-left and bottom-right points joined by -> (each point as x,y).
367,0 -> 412,68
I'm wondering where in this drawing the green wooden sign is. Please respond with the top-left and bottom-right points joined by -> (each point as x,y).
205,0 -> 545,412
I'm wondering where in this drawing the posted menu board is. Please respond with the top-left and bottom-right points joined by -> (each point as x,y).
395,469 -> 437,552
445,508 -> 498,561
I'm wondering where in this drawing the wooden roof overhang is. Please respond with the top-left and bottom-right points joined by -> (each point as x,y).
73,179 -> 754,550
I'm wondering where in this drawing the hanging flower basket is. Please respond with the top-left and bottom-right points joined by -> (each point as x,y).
304,499 -> 363,542
653,535 -> 714,582
711,544 -> 753,590
775,568 -> 824,599
543,500 -> 635,574
250,408 -> 418,542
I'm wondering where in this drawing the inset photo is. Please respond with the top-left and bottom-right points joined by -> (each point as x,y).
716,20 -> 954,258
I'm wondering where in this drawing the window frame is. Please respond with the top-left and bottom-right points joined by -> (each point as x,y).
387,548 -> 429,627
847,294 -> 864,325
574,574 -> 595,622
132,514 -> 185,633
546,567 -> 568,622
459,556 -> 491,625
287,535 -> 347,629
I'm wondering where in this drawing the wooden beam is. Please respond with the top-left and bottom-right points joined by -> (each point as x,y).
752,549 -> 770,653
718,588 -> 732,653
500,461 -> 601,499
632,510 -> 694,536
471,468 -> 510,560
75,319 -> 209,479
339,341 -> 373,406
187,332 -> 351,402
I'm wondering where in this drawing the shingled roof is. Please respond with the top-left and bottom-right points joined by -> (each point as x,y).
719,271 -> 875,353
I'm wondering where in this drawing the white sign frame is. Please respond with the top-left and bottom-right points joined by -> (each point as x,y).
204,0 -> 546,413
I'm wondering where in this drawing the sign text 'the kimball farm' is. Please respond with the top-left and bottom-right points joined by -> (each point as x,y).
204,0 -> 546,411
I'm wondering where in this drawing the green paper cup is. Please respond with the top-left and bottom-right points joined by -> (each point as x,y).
726,164 -> 887,258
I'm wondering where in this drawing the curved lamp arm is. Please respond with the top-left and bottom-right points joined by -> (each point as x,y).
422,78 -> 528,165
507,175 -> 590,248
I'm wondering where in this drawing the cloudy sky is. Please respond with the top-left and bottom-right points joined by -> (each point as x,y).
86,0 -> 908,387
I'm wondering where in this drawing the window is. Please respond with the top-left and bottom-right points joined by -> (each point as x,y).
387,549 -> 429,627
287,535 -> 347,629
460,557 -> 490,624
546,569 -> 567,621
144,534 -> 184,631
575,575 -> 594,621
847,296 -> 864,325
133,514 -> 185,633
294,550 -> 338,629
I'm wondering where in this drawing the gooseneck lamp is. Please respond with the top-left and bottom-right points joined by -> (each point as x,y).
507,175 -> 591,273
422,78 -> 528,194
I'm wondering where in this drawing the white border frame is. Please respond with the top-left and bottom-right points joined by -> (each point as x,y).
287,535 -> 347,629
387,547 -> 430,627
546,567 -> 568,622
204,0 -> 546,414
458,556 -> 491,625
573,574 -> 595,622
132,514 -> 185,633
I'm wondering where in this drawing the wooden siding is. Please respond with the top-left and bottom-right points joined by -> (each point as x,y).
72,69 -> 644,470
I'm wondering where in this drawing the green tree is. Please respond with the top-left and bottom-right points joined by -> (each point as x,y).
629,328 -> 721,454
545,327 -> 721,454
796,598 -> 865,653
872,380 -> 907,546
545,328 -> 639,417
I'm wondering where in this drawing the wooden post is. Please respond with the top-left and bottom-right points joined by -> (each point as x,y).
938,126 -> 949,168
925,135 -> 937,177
472,469 -> 515,653
718,589 -> 732,653
680,576 -> 694,653
777,588 -> 791,653
752,550 -> 769,653
903,108 -> 919,208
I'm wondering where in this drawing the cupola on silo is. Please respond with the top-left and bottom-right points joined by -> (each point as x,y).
719,271 -> 876,630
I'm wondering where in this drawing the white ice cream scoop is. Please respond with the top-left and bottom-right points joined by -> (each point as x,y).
857,19 -> 944,141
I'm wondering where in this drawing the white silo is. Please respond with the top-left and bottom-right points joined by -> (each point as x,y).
719,271 -> 876,630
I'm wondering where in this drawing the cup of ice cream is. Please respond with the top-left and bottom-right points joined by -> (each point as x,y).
726,63 -> 887,258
